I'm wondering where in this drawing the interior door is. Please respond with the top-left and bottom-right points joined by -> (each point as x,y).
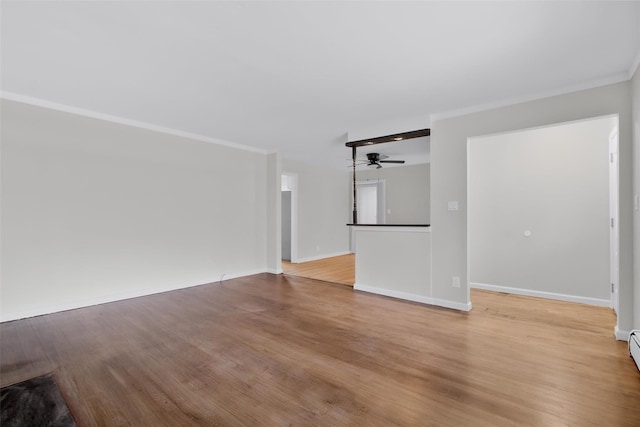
357,183 -> 378,224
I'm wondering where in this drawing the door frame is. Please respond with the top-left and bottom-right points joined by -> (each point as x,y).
282,172 -> 299,263
350,179 -> 385,252
609,127 -> 620,313
467,115 -> 620,315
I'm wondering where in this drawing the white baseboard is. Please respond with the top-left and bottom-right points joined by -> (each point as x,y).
354,283 -> 472,312
470,282 -> 612,308
221,269 -> 267,281
295,251 -> 352,264
431,297 -> 473,312
0,269 -> 267,323
614,325 -> 630,341
266,267 -> 283,274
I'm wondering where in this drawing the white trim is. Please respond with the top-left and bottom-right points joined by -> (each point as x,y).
266,268 -> 283,275
0,91 -> 268,155
609,125 -> 620,315
355,283 -> 432,304
354,283 -> 472,312
352,226 -> 431,233
466,137 -> 473,310
430,73 -> 629,122
470,282 -> 611,307
467,114 -> 619,144
430,297 -> 472,312
0,269 -> 267,323
614,325 -> 630,342
628,49 -> 640,79
295,251 -> 352,264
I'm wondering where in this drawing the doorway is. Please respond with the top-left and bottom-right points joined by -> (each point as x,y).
280,171 -> 354,286
281,190 -> 292,261
281,172 -> 298,263
467,115 -> 619,313
356,180 -> 385,224
350,180 -> 385,253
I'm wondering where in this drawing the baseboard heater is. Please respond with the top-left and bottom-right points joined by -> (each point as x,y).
630,330 -> 640,373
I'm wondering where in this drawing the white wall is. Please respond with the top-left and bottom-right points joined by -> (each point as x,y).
431,81 -> 634,335
265,153 -> 281,274
355,228 -> 432,299
356,163 -> 430,224
633,67 -> 640,330
1,100 -> 269,321
468,117 -> 614,304
282,159 -> 350,261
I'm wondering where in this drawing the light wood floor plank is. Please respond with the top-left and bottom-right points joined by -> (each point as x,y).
1,274 -> 638,426
282,254 -> 355,285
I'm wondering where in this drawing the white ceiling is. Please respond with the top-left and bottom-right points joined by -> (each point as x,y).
2,1 -> 639,169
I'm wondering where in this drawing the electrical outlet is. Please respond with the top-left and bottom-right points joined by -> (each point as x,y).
451,276 -> 461,288
316,245 -> 320,252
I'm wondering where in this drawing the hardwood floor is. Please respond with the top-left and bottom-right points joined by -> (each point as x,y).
1,274 -> 639,426
282,254 -> 355,286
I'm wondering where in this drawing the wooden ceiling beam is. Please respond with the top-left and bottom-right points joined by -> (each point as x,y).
345,128 -> 430,148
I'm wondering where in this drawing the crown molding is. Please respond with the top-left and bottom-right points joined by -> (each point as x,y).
0,91 -> 268,155
430,72 -> 630,122
628,49 -> 640,79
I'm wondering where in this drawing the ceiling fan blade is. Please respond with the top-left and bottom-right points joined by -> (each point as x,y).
379,160 -> 405,164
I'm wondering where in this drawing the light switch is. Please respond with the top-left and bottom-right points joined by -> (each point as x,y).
447,201 -> 459,211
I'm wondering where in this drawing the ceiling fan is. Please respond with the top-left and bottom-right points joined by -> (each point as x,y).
362,152 -> 405,169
